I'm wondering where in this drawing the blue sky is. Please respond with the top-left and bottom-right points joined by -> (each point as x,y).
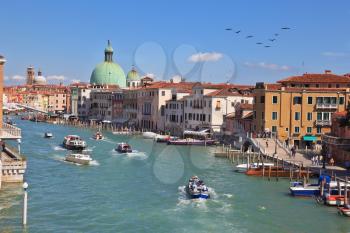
1,0 -> 350,85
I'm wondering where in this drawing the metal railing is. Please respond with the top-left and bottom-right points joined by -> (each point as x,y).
315,120 -> 331,126
0,123 -> 22,139
316,103 -> 337,109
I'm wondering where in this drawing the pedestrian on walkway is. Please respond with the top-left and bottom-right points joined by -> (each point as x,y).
315,156 -> 319,166
330,157 -> 335,166
311,156 -> 315,165
291,145 -> 296,158
266,140 -> 269,148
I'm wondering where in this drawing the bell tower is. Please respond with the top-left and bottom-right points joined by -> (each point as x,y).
26,66 -> 35,85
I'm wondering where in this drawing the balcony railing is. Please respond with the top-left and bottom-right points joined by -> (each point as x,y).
0,123 -> 22,139
315,120 -> 331,126
316,103 -> 337,109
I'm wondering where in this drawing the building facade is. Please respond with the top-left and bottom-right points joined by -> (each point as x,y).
253,71 -> 350,148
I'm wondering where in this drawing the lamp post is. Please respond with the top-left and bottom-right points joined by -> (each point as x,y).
274,131 -> 278,156
22,182 -> 28,226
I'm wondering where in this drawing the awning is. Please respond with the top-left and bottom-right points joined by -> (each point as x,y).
303,135 -> 317,142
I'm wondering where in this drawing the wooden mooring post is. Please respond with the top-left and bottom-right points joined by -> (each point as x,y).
275,157 -> 279,181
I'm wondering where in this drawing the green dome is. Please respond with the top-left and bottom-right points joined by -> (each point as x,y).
126,68 -> 140,81
90,62 -> 126,87
90,40 -> 126,87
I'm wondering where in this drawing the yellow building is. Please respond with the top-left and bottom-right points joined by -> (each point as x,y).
253,70 -> 350,148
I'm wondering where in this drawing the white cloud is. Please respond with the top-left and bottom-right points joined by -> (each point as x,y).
11,75 -> 26,81
70,79 -> 81,84
4,76 -> 9,81
144,73 -> 156,79
46,75 -> 66,81
188,52 -> 223,63
244,62 -> 292,71
322,52 -> 348,57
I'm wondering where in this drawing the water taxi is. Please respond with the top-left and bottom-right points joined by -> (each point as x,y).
63,135 -> 87,150
290,175 -> 330,197
93,131 -> 104,140
186,176 -> 210,199
115,142 -> 132,153
65,153 -> 92,165
142,132 -> 157,139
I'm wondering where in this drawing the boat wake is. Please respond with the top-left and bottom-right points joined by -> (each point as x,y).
89,160 -> 100,166
52,145 -> 66,151
222,193 -> 233,199
110,149 -> 147,160
175,186 -> 209,211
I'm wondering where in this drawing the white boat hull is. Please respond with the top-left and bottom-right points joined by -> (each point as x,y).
65,156 -> 92,165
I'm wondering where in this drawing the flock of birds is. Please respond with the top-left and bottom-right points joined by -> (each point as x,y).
225,27 -> 291,48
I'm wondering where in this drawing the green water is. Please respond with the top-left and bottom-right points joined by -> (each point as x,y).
0,120 -> 350,233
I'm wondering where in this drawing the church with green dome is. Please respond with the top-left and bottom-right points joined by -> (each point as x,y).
90,40 -> 126,87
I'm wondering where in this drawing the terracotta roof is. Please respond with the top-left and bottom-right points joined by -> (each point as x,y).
239,103 -> 253,110
278,73 -> 350,84
205,87 -> 253,97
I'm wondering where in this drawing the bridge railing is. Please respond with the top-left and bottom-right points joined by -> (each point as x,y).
0,123 -> 22,139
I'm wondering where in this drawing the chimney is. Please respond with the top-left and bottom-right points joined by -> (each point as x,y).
325,70 -> 332,74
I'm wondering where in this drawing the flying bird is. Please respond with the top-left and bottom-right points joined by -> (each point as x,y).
281,27 -> 290,30
265,45 -> 271,48
256,42 -> 263,45
246,35 -> 253,39
235,30 -> 241,34
269,39 -> 276,42
225,28 -> 232,31
274,33 -> 279,36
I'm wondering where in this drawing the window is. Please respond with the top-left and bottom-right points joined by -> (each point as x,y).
317,127 -> 322,134
339,97 -> 345,105
294,127 -> 300,133
285,127 -> 289,132
272,126 -> 277,133
162,91 -> 165,96
215,101 -> 221,110
307,96 -> 313,104
316,84 -> 320,88
307,127 -> 312,134
307,112 -> 312,121
317,112 -> 322,120
336,84 -> 340,88
262,111 -> 264,120
272,96 -> 278,104
272,112 -> 278,120
260,96 -> 265,103
295,112 -> 301,120
328,84 -> 332,88
293,96 -> 302,105
253,111 -> 256,119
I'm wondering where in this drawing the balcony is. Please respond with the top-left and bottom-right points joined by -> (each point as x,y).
315,120 -> 331,126
0,123 -> 22,139
316,103 -> 337,109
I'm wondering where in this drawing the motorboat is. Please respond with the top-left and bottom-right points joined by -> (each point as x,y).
186,176 -> 210,199
115,142 -> 132,153
289,175 -> 330,197
142,132 -> 157,139
63,135 -> 87,150
338,205 -> 350,216
65,153 -> 92,165
245,166 -> 311,178
167,138 -> 216,146
93,131 -> 104,140
44,132 -> 53,138
235,162 -> 274,172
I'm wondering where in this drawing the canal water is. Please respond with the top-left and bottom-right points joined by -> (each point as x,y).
1,119 -> 350,233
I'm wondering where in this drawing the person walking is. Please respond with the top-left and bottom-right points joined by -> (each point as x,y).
291,145 -> 296,158
266,140 -> 269,148
330,157 -> 335,166
311,156 -> 315,165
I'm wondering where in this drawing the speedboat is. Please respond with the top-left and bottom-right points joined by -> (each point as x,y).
115,142 -> 132,153
186,176 -> 210,199
44,132 -> 53,138
235,162 -> 274,172
338,205 -> 350,216
65,153 -> 92,165
93,131 -> 104,140
63,135 -> 87,150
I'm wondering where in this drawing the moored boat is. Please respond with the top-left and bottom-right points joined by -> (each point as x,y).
167,138 -> 216,146
142,132 -> 157,139
63,135 -> 87,150
246,166 -> 311,178
290,175 -> 330,197
235,162 -> 274,172
65,153 -> 92,165
338,205 -> 350,216
115,142 -> 132,153
44,132 -> 53,138
186,176 -> 210,199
